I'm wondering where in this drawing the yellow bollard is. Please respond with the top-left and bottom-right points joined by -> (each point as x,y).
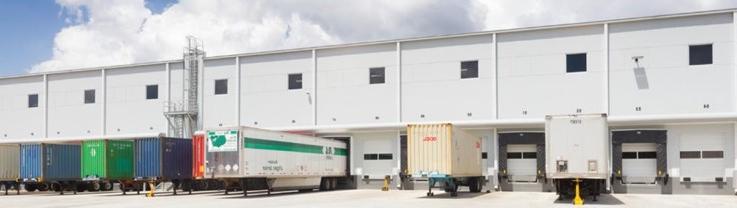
381,175 -> 390,191
573,178 -> 584,205
146,182 -> 156,197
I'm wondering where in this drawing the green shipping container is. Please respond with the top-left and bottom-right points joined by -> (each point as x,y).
81,140 -> 134,180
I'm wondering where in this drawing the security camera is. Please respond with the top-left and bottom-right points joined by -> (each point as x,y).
632,56 -> 644,63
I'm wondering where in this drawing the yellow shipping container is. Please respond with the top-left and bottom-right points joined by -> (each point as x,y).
407,124 -> 482,177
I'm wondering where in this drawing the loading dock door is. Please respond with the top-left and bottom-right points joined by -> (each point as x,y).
506,144 -> 538,182
622,143 -> 657,183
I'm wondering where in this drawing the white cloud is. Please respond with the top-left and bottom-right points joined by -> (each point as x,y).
32,0 -> 483,72
31,0 -> 737,72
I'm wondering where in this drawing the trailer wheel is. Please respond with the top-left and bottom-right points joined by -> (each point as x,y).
50,183 -> 61,192
76,183 -> 87,193
101,181 -> 113,191
88,182 -> 101,192
24,184 -> 37,192
469,177 -> 482,193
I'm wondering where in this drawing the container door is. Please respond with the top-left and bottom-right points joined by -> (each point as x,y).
82,140 -> 107,179
193,134 -> 206,178
108,140 -> 134,180
20,144 -> 42,181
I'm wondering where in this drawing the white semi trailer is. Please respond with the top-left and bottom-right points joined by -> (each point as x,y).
203,127 -> 349,196
545,114 -> 609,204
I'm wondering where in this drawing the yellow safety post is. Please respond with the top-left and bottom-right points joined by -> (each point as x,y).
146,182 -> 156,197
381,175 -> 390,191
573,178 -> 584,205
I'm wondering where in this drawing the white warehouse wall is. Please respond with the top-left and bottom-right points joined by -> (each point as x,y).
401,35 -> 495,122
497,25 -> 606,119
203,58 -> 238,128
47,70 -> 102,138
316,44 -> 398,125
240,51 -> 314,128
609,13 -> 735,116
0,76 -> 44,139
105,64 -> 167,135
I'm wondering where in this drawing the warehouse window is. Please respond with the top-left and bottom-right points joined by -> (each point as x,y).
481,152 -> 488,159
460,60 -> 478,79
566,53 -> 587,73
369,67 -> 385,84
378,153 -> 393,160
622,152 -> 637,159
84,89 -> 95,104
638,151 -> 657,159
214,79 -> 228,95
146,85 -> 158,100
507,152 -> 522,159
522,152 -> 537,159
288,73 -> 302,90
702,151 -> 724,159
689,44 -> 713,65
363,154 -> 378,160
28,94 -> 38,108
680,151 -> 701,159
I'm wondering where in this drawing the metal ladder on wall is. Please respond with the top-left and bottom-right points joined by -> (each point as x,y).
164,36 -> 205,138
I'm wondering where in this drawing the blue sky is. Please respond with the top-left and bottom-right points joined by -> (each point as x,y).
0,0 -> 175,76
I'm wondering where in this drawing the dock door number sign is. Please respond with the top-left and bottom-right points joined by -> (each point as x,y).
208,130 -> 238,152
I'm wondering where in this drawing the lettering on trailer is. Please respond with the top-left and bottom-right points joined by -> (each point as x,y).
569,119 -> 582,124
423,136 -> 438,142
263,160 -> 284,172
208,130 -> 238,152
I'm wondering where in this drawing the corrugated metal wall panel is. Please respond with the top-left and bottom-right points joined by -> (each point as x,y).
44,144 -> 81,180
162,138 -> 192,179
135,138 -> 161,178
407,124 -> 482,177
82,140 -> 107,179
20,144 -> 42,181
107,140 -> 134,180
0,144 -> 20,181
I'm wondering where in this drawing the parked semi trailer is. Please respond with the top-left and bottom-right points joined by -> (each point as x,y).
545,114 -> 609,204
81,140 -> 135,192
132,137 -> 192,195
204,127 -> 349,196
0,144 -> 20,195
407,124 -> 484,197
20,143 -> 82,195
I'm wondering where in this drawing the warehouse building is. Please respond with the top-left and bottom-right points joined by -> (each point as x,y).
1,9 -> 736,195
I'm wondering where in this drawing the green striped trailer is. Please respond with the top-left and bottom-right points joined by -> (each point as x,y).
204,127 -> 348,196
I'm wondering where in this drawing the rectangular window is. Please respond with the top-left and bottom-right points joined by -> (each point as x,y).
481,152 -> 488,159
28,94 -> 38,108
214,79 -> 228,95
288,73 -> 302,90
460,60 -> 478,79
522,152 -> 537,159
369,67 -> 385,84
566,53 -> 587,73
638,151 -> 657,159
622,152 -> 637,159
378,153 -> 393,160
689,44 -> 713,65
363,154 -> 378,160
702,151 -> 724,159
146,85 -> 158,100
84,89 -> 95,104
507,152 -> 522,159
680,151 -> 701,159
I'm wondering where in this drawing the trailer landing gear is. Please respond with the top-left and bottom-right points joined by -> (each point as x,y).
573,178 -> 583,205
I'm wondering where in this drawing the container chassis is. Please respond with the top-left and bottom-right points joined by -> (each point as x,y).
425,174 -> 484,197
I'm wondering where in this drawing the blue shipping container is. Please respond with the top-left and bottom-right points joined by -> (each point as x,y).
20,144 -> 81,182
135,137 -> 192,180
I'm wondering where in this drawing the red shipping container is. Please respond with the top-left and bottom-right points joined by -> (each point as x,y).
192,132 -> 206,179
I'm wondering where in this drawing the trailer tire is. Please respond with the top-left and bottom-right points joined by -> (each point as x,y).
76,184 -> 87,193
89,182 -> 101,192
51,183 -> 61,192
37,183 -> 49,192
101,182 -> 113,191
469,177 -> 482,193
24,184 -> 37,192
